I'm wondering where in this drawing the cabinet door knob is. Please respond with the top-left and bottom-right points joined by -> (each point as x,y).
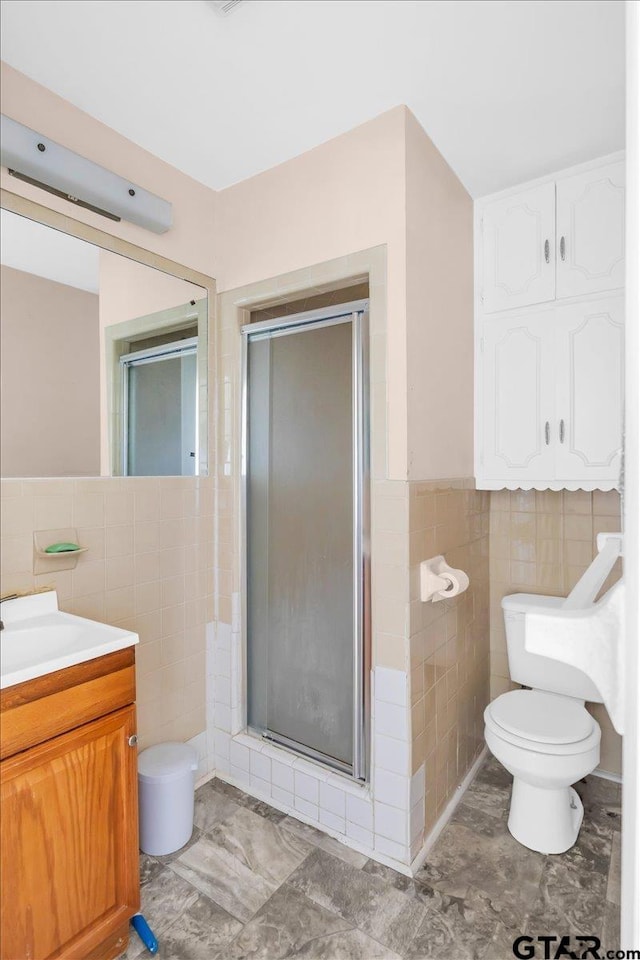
545,421 -> 550,445
560,236 -> 566,261
544,239 -> 550,264
559,419 -> 565,444
128,734 -> 138,747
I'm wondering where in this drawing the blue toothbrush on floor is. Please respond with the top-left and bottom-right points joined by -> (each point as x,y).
130,914 -> 158,954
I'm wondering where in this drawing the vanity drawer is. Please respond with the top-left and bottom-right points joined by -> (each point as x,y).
0,648 -> 136,760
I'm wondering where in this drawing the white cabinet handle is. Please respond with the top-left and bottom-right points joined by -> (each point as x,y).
559,419 -> 565,444
560,236 -> 566,261
544,239 -> 550,264
545,421 -> 550,445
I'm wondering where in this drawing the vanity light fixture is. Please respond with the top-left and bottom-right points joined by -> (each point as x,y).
0,114 -> 173,234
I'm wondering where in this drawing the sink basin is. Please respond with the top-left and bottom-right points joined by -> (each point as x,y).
0,591 -> 138,689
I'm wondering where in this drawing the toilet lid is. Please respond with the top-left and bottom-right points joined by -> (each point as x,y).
488,690 -> 594,745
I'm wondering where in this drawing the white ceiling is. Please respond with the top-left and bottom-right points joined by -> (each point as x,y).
0,209 -> 100,293
0,0 -> 625,198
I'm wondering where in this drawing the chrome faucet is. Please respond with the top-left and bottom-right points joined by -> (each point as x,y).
0,594 -> 18,631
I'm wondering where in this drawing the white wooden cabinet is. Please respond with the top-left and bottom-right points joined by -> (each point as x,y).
554,298 -> 624,482
477,295 -> 624,489
479,312 -> 555,483
479,157 -> 625,314
480,183 -> 556,313
475,153 -> 625,491
556,161 -> 625,299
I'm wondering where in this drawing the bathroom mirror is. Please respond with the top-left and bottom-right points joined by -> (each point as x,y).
0,202 -> 211,478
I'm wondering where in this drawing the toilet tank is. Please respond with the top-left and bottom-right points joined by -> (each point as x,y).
502,593 -> 604,702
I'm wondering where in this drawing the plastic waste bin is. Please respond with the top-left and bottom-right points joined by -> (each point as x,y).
138,742 -> 198,856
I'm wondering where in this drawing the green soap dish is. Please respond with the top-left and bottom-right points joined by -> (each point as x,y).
44,542 -> 82,554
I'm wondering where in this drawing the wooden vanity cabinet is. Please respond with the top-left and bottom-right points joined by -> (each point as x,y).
0,648 -> 140,960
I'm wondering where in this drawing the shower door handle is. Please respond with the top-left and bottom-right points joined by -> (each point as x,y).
544,421 -> 550,445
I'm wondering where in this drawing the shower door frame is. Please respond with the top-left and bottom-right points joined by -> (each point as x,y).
241,300 -> 371,782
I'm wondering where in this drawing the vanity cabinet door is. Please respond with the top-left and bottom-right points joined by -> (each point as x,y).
478,312 -> 555,483
554,297 -> 624,484
556,161 -> 625,299
0,705 -> 139,960
480,182 -> 556,313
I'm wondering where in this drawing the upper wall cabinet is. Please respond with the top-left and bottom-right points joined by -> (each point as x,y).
556,162 -> 625,299
475,154 -> 625,491
479,158 -> 625,314
480,183 -> 556,313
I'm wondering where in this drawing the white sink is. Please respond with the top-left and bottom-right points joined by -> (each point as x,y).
0,591 -> 138,689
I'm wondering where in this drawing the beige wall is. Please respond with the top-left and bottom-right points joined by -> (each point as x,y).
0,265 -> 100,477
405,112 -> 474,481
0,62 -> 216,749
409,480 -> 490,840
403,120 -> 483,839
489,488 -> 623,775
0,476 -> 212,750
99,250 -> 205,328
215,106 -> 475,485
215,106 -> 409,480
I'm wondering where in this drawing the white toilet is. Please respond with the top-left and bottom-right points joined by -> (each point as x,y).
484,593 -> 602,855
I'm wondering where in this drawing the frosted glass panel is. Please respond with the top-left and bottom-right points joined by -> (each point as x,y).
127,351 -> 197,476
247,320 -> 354,767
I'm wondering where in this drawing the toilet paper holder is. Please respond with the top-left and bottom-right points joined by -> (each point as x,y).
420,555 -> 470,603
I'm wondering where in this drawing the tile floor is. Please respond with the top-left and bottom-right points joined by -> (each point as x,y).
121,757 -> 621,960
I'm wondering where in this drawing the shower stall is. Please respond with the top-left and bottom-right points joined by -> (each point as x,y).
242,300 -> 370,781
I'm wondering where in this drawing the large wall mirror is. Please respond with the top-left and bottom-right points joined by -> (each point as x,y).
0,197 -> 212,478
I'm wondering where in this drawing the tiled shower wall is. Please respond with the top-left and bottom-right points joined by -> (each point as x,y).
489,487 -> 623,775
409,480 -> 491,851
0,476 -> 213,749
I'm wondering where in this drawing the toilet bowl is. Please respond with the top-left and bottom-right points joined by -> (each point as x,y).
485,593 -> 604,855
484,689 -> 600,853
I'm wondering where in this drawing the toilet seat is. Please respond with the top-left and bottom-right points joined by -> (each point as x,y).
485,690 -> 600,756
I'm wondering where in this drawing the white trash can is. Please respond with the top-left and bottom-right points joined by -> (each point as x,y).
138,742 -> 198,856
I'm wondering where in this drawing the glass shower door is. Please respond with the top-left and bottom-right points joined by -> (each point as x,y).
122,339 -> 198,476
244,305 -> 369,779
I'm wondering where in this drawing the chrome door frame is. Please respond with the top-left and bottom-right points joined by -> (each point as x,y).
241,300 -> 370,781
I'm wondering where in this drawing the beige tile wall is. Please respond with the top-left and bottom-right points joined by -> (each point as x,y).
489,487 -> 622,775
409,479 -> 490,838
0,476 -> 213,749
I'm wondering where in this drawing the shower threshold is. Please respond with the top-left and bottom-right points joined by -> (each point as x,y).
257,727 -> 361,780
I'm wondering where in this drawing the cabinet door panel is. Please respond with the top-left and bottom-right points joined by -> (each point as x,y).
0,706 -> 139,960
556,161 -> 625,298
479,313 -> 555,482
555,298 -> 624,483
481,183 -> 555,313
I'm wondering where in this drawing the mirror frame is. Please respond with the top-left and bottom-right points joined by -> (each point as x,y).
0,188 -> 215,478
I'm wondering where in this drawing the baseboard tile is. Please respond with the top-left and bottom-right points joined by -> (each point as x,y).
195,768 -> 217,790
410,746 -> 488,876
592,767 -> 623,784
